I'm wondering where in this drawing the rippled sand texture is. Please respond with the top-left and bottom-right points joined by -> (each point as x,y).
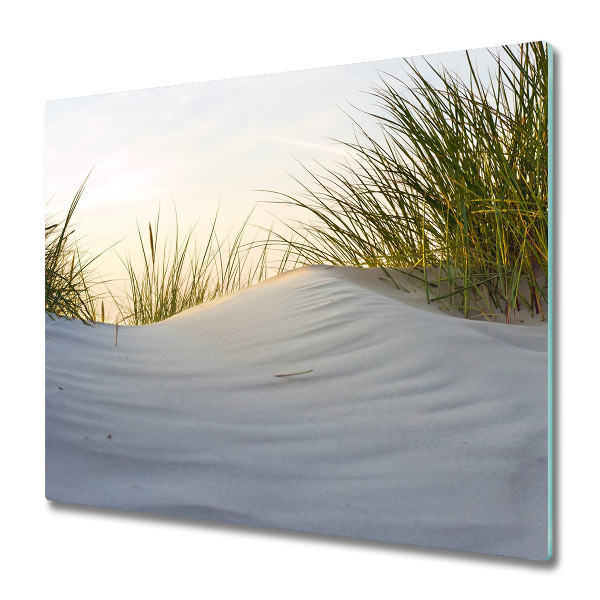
46,265 -> 549,559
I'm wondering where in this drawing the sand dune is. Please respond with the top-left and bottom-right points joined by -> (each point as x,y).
45,265 -> 549,559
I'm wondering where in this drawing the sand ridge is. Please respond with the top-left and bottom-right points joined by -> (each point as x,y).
45,265 -> 549,559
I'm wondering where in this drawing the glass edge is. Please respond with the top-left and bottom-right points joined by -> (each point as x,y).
547,41 -> 554,561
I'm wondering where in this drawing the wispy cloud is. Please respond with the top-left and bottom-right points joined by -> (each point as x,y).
257,135 -> 348,156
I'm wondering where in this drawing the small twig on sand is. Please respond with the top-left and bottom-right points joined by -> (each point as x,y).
115,323 -> 119,347
274,369 -> 313,378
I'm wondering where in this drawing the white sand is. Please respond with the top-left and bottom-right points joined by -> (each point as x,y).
45,265 -> 549,559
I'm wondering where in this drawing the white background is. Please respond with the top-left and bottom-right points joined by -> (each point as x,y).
1,1 -> 595,598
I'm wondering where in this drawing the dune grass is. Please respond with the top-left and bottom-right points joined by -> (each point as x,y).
111,205 -> 295,325
45,171 -> 105,324
46,43 -> 548,326
45,178 -> 298,327
263,42 -> 549,322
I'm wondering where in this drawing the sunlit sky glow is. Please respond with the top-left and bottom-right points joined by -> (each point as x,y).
45,45 -> 505,313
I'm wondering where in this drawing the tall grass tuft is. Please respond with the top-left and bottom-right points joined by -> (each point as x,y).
113,205 -> 289,325
264,42 -> 549,321
45,171 -> 104,324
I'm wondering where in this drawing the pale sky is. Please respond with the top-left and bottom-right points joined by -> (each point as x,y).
45,45 -> 507,312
